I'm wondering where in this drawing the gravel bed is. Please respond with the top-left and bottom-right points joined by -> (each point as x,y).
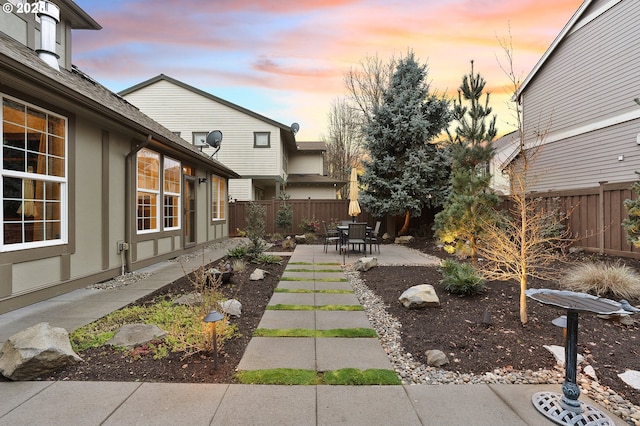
346,268 -> 640,425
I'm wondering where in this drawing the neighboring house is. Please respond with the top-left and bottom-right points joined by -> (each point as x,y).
512,0 -> 640,192
119,75 -> 344,201
0,0 -> 239,314
489,130 -> 519,195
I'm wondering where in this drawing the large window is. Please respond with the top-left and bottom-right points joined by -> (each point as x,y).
1,96 -> 67,250
136,148 -> 182,233
211,175 -> 226,220
136,148 -> 160,232
163,156 -> 181,229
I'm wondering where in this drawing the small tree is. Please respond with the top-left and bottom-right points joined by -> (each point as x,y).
246,202 -> 266,256
622,172 -> 640,247
433,60 -> 500,264
477,35 -> 571,325
275,192 -> 293,234
360,51 -> 451,235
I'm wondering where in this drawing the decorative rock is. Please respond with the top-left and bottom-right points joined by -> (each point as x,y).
0,322 -> 82,380
354,257 -> 378,272
394,235 -> 414,244
221,299 -> 242,317
294,234 -> 306,243
584,365 -> 598,382
106,323 -> 166,348
381,233 -> 391,241
174,292 -> 202,306
399,284 -> 440,308
425,350 -> 449,367
619,314 -> 636,326
206,267 -> 233,285
618,370 -> 640,390
250,268 -> 267,281
543,344 -> 584,367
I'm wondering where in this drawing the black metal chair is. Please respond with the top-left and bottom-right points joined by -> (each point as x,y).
347,223 -> 368,256
322,221 -> 340,253
368,221 -> 381,254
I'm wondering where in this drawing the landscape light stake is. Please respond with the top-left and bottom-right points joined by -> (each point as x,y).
203,310 -> 224,370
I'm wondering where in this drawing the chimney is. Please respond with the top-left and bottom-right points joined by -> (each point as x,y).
36,1 -> 60,70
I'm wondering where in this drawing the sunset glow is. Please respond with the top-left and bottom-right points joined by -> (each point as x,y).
73,0 -> 585,140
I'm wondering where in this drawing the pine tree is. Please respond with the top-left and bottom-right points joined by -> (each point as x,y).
359,52 -> 451,235
433,60 -> 499,264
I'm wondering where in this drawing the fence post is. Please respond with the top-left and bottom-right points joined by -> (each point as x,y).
598,181 -> 606,254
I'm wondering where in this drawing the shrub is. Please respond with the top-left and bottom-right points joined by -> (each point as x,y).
438,259 -> 485,295
560,261 -> 640,298
269,233 -> 283,243
231,258 -> 247,273
227,244 -> 248,258
304,232 -> 317,243
246,202 -> 267,256
282,237 -> 296,250
300,217 -> 321,233
275,193 -> 293,232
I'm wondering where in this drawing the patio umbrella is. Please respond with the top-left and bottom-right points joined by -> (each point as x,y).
348,168 -> 361,222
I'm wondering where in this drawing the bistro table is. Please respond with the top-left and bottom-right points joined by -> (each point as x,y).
336,224 -> 372,254
525,288 -> 631,426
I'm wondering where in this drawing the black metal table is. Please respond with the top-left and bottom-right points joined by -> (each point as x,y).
525,289 -> 630,426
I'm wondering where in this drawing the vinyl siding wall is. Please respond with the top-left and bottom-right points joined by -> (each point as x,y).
123,80 -> 282,178
289,153 -> 323,175
522,0 -> 640,192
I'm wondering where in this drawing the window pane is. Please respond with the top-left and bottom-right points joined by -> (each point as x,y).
163,157 -> 180,194
48,115 -> 65,137
26,108 -> 46,132
3,146 -> 25,172
3,122 -> 25,149
137,149 -> 160,191
2,98 -> 25,126
254,132 -> 270,147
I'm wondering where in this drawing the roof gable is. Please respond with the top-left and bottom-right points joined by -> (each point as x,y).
120,74 -> 298,151
516,0 -> 623,99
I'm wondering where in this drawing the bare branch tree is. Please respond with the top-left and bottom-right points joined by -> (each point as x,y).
323,97 -> 363,198
477,32 -> 572,325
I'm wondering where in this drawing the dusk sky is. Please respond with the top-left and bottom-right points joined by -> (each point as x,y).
72,0 -> 584,141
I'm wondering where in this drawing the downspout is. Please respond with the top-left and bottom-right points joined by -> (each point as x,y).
124,135 -> 152,273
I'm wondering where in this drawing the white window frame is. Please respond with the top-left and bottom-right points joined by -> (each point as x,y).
136,148 -> 160,234
211,175 -> 226,221
1,94 -> 68,251
162,156 -> 181,230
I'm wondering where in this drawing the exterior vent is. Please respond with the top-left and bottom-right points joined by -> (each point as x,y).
36,1 -> 60,70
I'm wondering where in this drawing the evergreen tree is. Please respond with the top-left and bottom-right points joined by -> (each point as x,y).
434,60 -> 499,264
623,172 -> 640,247
359,52 -> 451,235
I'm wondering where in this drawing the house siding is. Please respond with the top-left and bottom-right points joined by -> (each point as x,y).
289,153 -> 323,175
123,80 -> 282,178
522,0 -> 640,192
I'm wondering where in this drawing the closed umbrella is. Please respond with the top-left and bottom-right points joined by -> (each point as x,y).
348,168 -> 361,222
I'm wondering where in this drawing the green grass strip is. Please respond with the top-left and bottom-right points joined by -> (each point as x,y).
235,368 -> 320,385
285,268 -> 343,273
281,276 -> 348,282
322,368 -> 402,385
288,262 -> 341,266
266,304 -> 363,311
253,328 -> 377,338
235,368 -> 400,385
288,262 -> 313,265
274,288 -> 353,294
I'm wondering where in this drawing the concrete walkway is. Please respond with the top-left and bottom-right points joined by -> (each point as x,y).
0,242 -> 627,425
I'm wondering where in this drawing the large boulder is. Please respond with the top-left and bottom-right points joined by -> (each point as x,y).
221,299 -> 242,317
250,268 -> 267,281
354,257 -> 378,272
399,284 -> 440,308
0,322 -> 82,380
106,324 -> 166,348
395,235 -> 414,244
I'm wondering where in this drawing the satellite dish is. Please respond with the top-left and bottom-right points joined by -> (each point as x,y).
206,130 -> 223,157
291,122 -> 300,135
206,130 -> 223,148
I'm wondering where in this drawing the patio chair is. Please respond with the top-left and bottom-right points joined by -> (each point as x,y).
323,221 -> 340,253
347,223 -> 368,256
368,221 -> 381,254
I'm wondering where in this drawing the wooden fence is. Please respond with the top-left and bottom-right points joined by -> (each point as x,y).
228,199 -> 384,236
503,181 -> 639,259
229,180 -> 640,258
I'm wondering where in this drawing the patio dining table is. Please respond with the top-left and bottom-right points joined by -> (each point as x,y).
337,224 -> 372,254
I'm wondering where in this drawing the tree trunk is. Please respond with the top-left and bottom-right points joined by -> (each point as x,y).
398,211 -> 411,235
520,274 -> 528,325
